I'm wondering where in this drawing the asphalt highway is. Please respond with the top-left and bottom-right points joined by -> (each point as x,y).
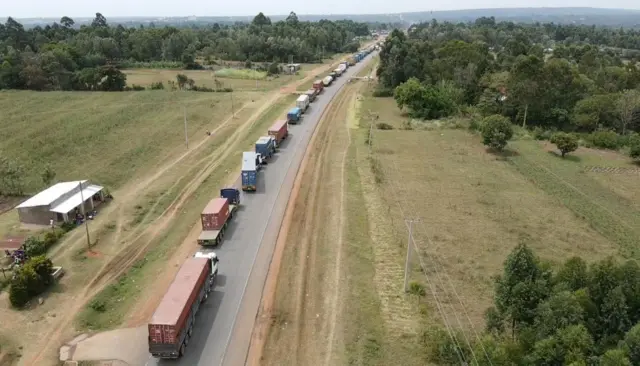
148,50 -> 376,366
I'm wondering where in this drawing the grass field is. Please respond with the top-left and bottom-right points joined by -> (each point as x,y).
124,64 -> 317,92
357,90 -> 640,352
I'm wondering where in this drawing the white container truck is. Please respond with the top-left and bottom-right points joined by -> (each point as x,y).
322,75 -> 333,87
296,94 -> 310,112
334,68 -> 343,76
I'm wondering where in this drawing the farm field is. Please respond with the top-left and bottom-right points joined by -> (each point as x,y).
0,57 -> 342,364
260,75 -> 640,364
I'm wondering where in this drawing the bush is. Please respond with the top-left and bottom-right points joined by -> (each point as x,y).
481,115 -> 514,151
376,122 -> 394,130
60,221 -> 76,232
127,84 -> 145,91
532,127 -> 555,141
9,255 -> 54,308
23,236 -> 46,257
588,130 -> 620,150
150,81 -> 164,90
372,87 -> 393,97
550,132 -> 579,157
629,135 -> 640,161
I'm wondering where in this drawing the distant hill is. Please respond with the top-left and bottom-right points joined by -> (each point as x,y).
9,7 -> 640,29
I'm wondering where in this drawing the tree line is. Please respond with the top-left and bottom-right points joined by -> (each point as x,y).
376,18 -> 640,161
0,12 -> 370,91
427,244 -> 640,365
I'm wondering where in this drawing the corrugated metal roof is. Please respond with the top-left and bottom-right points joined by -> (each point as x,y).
242,151 -> 257,171
50,185 -> 104,214
16,180 -> 88,208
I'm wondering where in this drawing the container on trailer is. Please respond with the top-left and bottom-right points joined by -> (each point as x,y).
340,61 -> 349,69
201,198 -> 230,231
148,256 -> 211,358
334,68 -> 343,76
313,80 -> 324,93
242,151 -> 258,191
287,107 -> 302,124
329,71 -> 337,79
255,136 -> 276,160
322,75 -> 333,87
268,119 -> 289,145
305,89 -> 317,102
347,56 -> 356,66
296,94 -> 310,112
338,63 -> 347,73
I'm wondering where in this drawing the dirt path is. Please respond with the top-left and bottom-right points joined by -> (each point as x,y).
20,60 -> 343,366
253,82 -> 358,366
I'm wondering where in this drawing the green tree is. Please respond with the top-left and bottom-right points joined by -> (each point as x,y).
507,55 -> 544,128
481,115 -> 514,151
623,323 -> 640,364
550,132 -> 579,158
629,135 -> 640,162
534,291 -> 585,339
600,349 -> 632,366
555,257 -> 589,292
41,164 -> 56,187
617,90 -> 640,135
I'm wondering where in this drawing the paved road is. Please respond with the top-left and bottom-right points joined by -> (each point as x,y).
147,51 -> 377,366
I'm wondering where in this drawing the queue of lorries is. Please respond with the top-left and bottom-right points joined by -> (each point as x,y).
147,45 -> 376,360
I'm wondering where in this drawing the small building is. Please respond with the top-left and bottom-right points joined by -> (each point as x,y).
15,180 -> 105,225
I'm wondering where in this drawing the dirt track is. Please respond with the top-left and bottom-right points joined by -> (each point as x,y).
253,82 -> 360,366
17,61 -> 343,366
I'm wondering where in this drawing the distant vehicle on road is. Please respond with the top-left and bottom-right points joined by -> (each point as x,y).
197,190 -> 239,246
242,151 -> 260,191
287,107 -> 302,124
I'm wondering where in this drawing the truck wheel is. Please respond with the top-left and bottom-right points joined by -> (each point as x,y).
179,343 -> 186,356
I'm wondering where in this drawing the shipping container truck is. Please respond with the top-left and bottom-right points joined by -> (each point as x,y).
329,71 -> 338,79
312,80 -> 324,93
268,119 -> 288,146
305,89 -> 317,102
296,94 -> 310,112
322,75 -> 333,87
197,194 -> 239,246
338,63 -> 347,73
148,252 -> 219,359
255,136 -> 276,161
242,151 -> 258,191
333,68 -> 343,77
287,107 -> 302,124
347,56 -> 356,66
340,61 -> 349,69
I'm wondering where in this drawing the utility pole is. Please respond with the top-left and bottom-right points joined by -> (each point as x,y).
78,181 -> 91,250
230,91 -> 235,118
404,218 -> 420,292
183,106 -> 189,149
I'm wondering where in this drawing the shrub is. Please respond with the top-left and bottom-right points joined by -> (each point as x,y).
481,115 -> 514,151
150,81 -> 164,90
60,221 -> 76,232
376,122 -> 394,130
372,87 -> 393,97
23,236 -> 46,257
550,132 -> 579,158
9,255 -> 54,308
588,130 -> 620,150
128,84 -> 145,91
532,127 -> 555,141
629,135 -> 640,161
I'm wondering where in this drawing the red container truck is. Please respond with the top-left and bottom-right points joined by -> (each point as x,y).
268,120 -> 289,146
312,80 -> 324,93
198,196 -> 237,246
148,252 -> 219,359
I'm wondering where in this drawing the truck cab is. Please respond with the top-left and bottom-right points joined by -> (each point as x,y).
194,251 -> 219,279
220,188 -> 240,205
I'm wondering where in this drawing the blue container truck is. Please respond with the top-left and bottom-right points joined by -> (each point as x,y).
220,188 -> 240,205
287,107 -> 302,124
242,151 -> 258,191
255,136 -> 276,162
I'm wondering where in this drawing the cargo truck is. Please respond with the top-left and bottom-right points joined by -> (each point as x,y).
287,107 -> 302,124
347,56 -> 356,66
322,75 -> 333,87
296,94 -> 310,112
255,136 -> 276,161
268,119 -> 288,147
242,151 -> 259,191
338,63 -> 347,73
329,71 -> 338,79
340,61 -> 349,69
197,192 -> 239,246
148,252 -> 219,359
312,80 -> 324,93
305,88 -> 317,102
333,68 -> 343,77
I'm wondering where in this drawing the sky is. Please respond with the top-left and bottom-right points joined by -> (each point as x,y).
3,0 -> 640,18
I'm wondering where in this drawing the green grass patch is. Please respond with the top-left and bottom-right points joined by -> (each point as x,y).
509,140 -> 640,258
214,68 -> 268,80
75,94 -> 298,332
343,142 -> 386,365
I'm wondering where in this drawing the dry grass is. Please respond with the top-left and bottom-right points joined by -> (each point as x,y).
363,94 -> 625,342
124,64 -> 319,92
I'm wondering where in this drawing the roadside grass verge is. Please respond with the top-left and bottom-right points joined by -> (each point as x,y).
75,95 -> 298,331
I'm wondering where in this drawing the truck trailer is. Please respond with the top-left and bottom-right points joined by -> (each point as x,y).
305,88 -> 317,102
197,194 -> 238,246
312,80 -> 324,93
242,151 -> 259,191
347,56 -> 356,66
287,107 -> 302,124
148,252 -> 219,359
268,119 -> 288,147
296,94 -> 310,112
322,75 -> 333,87
333,68 -> 343,77
255,136 -> 276,161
